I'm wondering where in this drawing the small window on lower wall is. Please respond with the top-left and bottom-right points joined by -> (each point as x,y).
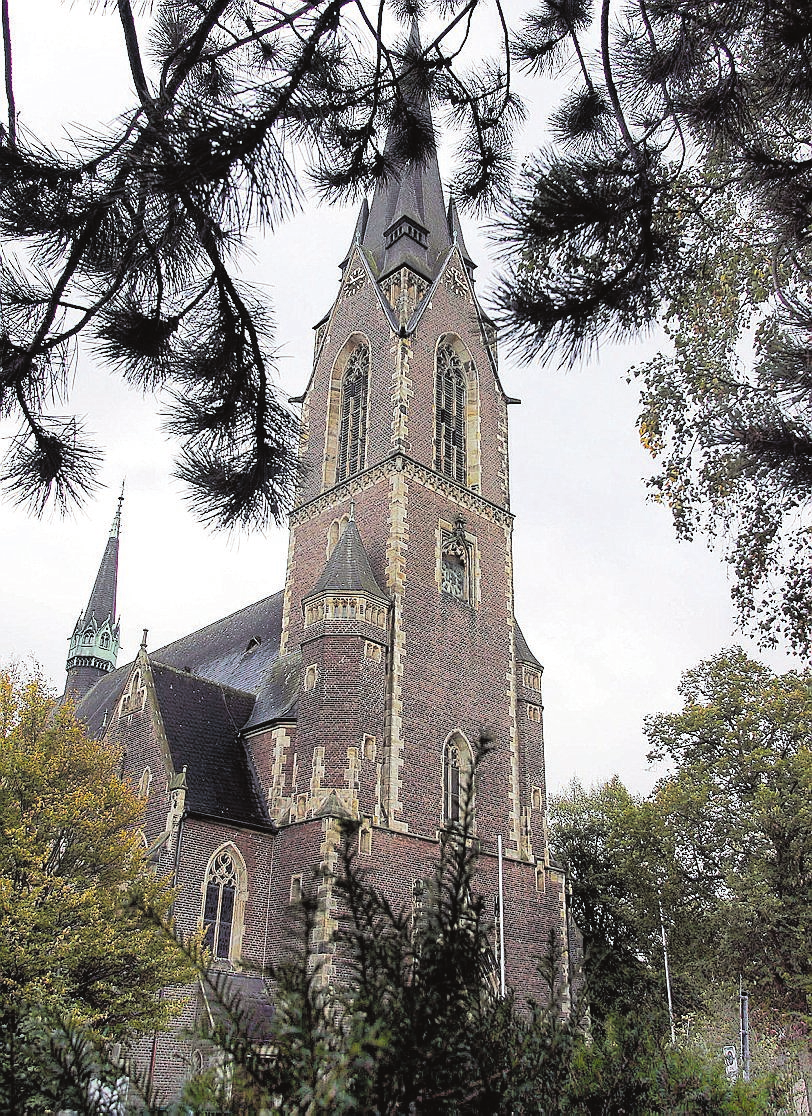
359,821 -> 373,856
535,864 -> 546,893
290,874 -> 303,903
527,703 -> 541,723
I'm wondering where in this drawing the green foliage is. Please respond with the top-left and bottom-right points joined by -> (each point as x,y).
551,647 -> 812,1076
0,664 -> 194,1113
633,166 -> 812,653
647,647 -> 812,1016
173,813 -> 780,1114
499,0 -> 812,653
549,778 -> 671,1028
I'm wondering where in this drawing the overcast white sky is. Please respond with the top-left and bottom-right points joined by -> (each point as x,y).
0,2 -> 801,797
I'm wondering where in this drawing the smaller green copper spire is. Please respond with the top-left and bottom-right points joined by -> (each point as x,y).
65,488 -> 123,695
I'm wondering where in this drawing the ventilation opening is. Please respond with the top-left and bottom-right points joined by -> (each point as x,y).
245,636 -> 262,654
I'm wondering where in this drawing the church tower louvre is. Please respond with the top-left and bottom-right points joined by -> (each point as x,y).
64,487 -> 123,703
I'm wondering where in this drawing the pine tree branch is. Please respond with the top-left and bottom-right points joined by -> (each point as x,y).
117,0 -> 152,113
1,0 -> 15,146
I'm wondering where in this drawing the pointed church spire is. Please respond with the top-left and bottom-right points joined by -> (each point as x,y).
359,19 -> 465,282
64,488 -> 123,702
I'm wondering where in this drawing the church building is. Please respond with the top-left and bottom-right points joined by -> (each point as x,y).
64,47 -> 575,1100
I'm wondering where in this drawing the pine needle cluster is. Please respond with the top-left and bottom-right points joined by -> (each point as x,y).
495,0 -> 812,653
0,1 -> 517,529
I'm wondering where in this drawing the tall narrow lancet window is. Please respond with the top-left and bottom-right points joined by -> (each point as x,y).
202,848 -> 240,960
435,344 -> 467,483
336,343 -> 369,483
444,734 -> 472,825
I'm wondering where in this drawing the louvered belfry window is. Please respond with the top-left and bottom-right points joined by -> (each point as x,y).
435,344 -> 466,484
202,849 -> 238,960
337,344 -> 369,483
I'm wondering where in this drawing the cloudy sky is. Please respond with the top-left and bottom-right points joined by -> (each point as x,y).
1,2 -> 800,797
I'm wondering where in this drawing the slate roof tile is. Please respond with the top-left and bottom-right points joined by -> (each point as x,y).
150,663 -> 268,828
74,590 -> 284,738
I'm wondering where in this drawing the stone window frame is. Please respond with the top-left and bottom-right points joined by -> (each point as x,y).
522,666 -> 542,691
436,517 -> 479,607
138,767 -> 152,798
442,730 -> 474,828
527,703 -> 541,723
120,669 -> 147,716
358,819 -> 373,856
289,873 -> 303,904
200,843 -> 248,965
433,334 -> 481,492
326,513 -> 351,558
323,335 -> 371,490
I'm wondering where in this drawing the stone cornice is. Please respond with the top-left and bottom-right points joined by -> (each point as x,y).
290,454 -> 513,528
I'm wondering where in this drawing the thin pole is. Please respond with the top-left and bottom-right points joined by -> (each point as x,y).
497,835 -> 506,997
658,893 -> 676,1043
740,979 -> 751,1082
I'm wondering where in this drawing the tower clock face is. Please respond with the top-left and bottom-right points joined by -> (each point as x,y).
442,556 -> 465,598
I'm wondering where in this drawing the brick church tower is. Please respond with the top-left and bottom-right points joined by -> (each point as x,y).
65,28 -> 574,1099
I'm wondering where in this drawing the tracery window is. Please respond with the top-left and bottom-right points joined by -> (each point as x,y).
441,519 -> 471,602
202,848 -> 241,961
435,344 -> 467,484
336,344 -> 369,483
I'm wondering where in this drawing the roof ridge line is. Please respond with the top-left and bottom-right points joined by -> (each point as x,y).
152,588 -> 283,656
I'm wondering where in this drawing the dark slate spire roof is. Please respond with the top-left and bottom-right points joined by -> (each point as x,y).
83,490 -> 122,627
515,621 -> 543,670
307,519 -> 388,601
340,197 -> 369,271
65,490 -> 124,696
358,21 -> 457,281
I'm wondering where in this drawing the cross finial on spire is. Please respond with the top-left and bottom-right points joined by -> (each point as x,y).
110,480 -> 125,538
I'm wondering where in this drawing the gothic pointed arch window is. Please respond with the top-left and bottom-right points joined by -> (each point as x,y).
336,343 -> 369,483
435,343 -> 467,484
444,733 -> 473,825
202,845 -> 246,962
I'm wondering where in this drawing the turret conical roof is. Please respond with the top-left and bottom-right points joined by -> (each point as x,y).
306,519 -> 388,602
